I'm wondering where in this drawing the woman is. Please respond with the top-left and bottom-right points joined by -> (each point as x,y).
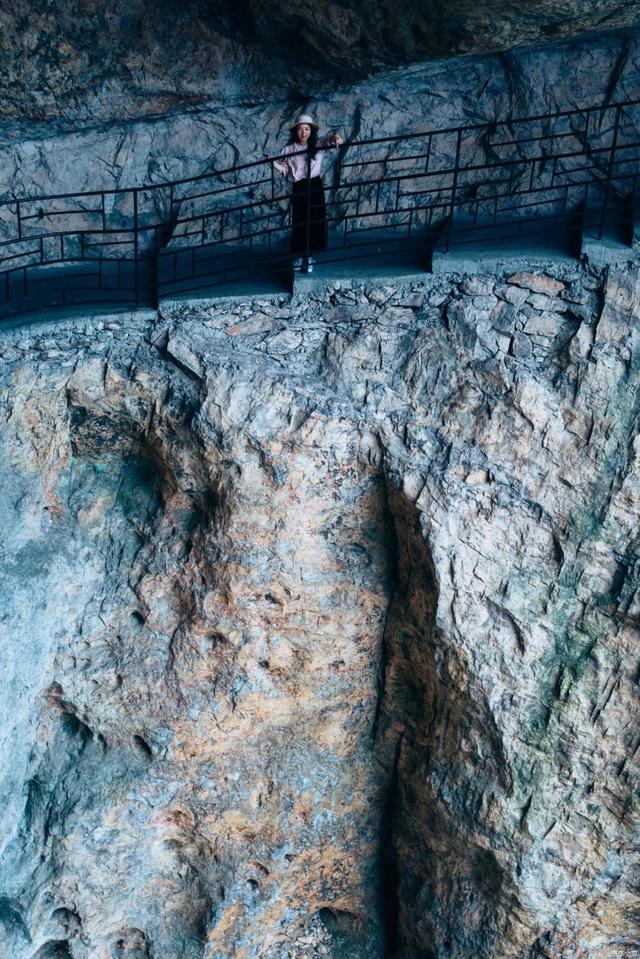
274,114 -> 343,274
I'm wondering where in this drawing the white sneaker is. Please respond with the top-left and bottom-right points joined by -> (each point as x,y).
293,257 -> 303,271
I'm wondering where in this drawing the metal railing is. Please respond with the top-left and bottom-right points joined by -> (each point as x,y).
0,97 -> 638,318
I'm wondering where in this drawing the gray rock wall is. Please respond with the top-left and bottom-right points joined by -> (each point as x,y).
0,2 -> 637,124
0,31 -> 638,206
0,252 -> 638,958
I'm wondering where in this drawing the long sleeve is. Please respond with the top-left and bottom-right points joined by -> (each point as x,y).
274,140 -> 337,181
274,144 -> 296,178
273,152 -> 290,177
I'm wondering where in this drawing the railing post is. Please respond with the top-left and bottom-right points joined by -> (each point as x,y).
1,97 -> 640,322
599,104 -> 622,241
305,148 -> 311,267
445,128 -> 463,253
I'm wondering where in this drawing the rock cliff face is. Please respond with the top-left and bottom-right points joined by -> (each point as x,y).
1,252 -> 639,958
0,30 -> 638,207
0,1 -> 637,123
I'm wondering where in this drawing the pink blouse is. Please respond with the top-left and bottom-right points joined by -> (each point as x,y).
274,138 -> 336,181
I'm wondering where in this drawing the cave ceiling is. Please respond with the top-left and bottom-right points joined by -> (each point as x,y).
1,0 -> 639,123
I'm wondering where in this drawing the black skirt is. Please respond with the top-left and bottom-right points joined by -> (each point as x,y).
291,176 -> 327,255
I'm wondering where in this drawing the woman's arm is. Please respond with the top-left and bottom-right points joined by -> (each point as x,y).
320,132 -> 344,149
273,144 -> 295,177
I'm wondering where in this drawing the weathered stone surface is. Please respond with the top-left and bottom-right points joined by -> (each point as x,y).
0,3 -> 637,123
507,273 -> 566,296
0,255 -> 638,958
0,30 -> 637,212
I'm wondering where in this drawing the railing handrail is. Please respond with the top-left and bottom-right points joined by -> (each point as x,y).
1,96 -> 638,208
150,96 -> 640,192
0,95 -> 638,320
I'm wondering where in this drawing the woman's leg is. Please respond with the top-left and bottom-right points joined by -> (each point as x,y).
290,178 -> 326,272
290,180 -> 308,256
308,176 -> 327,253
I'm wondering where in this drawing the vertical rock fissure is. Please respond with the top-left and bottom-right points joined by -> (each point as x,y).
377,730 -> 404,959
374,479 -> 440,959
372,477 -> 401,745
373,476 -> 403,957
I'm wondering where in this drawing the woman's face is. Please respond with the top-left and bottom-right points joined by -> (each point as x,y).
296,123 -> 312,143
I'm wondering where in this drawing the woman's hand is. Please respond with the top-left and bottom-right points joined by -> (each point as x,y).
327,132 -> 343,147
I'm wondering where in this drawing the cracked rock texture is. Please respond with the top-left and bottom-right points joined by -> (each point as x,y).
0,2 -> 638,123
0,30 -> 638,206
0,254 -> 639,959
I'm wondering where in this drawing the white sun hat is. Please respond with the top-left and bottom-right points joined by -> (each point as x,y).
289,113 -> 318,130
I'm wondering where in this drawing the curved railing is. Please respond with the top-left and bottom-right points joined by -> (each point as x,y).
0,97 -> 639,319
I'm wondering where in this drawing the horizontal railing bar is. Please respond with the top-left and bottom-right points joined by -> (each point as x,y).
20,207 -> 104,221
483,128 -> 617,149
0,187 -> 138,208
0,97 -> 634,211
340,151 -> 439,169
48,183 -> 629,258
81,239 -> 135,248
339,131 -> 616,171
161,188 -> 621,252
0,222 -> 180,247
0,137 -> 635,235
157,97 -> 640,189
175,176 -> 275,204
0,249 -> 42,264
1,96 -> 639,320
167,165 -> 597,236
